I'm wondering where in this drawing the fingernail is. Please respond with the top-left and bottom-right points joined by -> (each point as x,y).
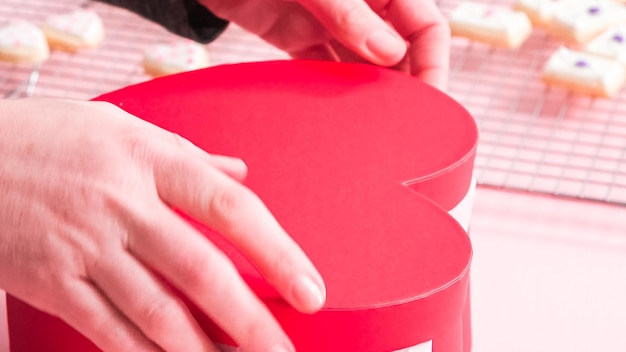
366,29 -> 406,64
293,276 -> 326,312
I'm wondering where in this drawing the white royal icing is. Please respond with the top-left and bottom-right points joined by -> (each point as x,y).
145,40 -> 209,70
45,9 -> 103,44
452,2 -> 529,33
0,20 -> 48,51
544,47 -> 625,94
451,2 -> 531,46
551,0 -> 626,39
585,24 -> 626,65
516,0 -> 569,23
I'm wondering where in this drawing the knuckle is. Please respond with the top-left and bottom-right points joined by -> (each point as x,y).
266,247 -> 301,284
243,321 -> 274,345
181,252 -> 240,300
181,257 -> 214,292
121,132 -> 157,164
208,184 -> 249,221
95,323 -> 146,352
334,0 -> 368,30
137,296 -> 180,334
85,316 -> 132,350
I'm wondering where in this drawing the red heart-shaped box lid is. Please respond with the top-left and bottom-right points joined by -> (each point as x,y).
8,60 -> 478,352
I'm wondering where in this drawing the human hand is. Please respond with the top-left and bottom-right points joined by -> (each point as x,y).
201,0 -> 450,90
0,99 -> 325,352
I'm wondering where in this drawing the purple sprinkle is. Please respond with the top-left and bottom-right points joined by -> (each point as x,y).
588,6 -> 600,15
575,60 -> 588,68
613,34 -> 624,43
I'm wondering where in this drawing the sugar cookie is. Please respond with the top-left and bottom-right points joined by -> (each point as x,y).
142,39 -> 210,77
0,20 -> 49,64
542,47 -> 626,97
546,0 -> 626,45
41,9 -> 105,52
513,0 -> 568,28
449,2 -> 533,49
584,24 -> 626,66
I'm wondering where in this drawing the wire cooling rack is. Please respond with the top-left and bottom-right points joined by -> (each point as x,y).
440,0 -> 626,206
0,0 -> 289,100
2,0 -> 626,206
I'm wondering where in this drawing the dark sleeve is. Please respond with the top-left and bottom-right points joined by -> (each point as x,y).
95,0 -> 229,43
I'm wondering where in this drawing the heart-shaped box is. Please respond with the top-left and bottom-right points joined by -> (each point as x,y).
7,60 -> 478,352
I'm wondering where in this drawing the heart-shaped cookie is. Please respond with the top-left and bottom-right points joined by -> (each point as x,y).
143,39 -> 210,77
41,9 -> 105,52
0,20 -> 49,64
8,61 -> 478,352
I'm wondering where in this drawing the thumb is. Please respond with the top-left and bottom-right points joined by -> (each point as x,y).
297,0 -> 407,66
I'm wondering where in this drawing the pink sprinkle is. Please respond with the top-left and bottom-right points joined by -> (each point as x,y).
483,9 -> 494,17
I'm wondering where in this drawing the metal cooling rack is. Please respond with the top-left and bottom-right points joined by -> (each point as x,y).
2,0 -> 626,206
0,0 -> 289,100
441,0 -> 626,205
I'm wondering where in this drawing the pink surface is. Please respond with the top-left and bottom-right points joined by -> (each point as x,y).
470,187 -> 626,352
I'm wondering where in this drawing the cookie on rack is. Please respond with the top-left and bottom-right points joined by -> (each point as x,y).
449,2 -> 533,49
583,24 -> 626,66
0,20 -> 49,64
541,47 -> 626,97
546,0 -> 626,45
513,0 -> 568,28
41,9 -> 105,52
142,39 -> 210,77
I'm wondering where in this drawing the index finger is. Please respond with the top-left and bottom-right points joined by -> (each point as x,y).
152,144 -> 326,314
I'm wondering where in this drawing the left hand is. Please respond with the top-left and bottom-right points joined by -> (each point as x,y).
201,0 -> 450,90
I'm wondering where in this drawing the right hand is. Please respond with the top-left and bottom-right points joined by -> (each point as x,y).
0,98 -> 325,352
201,0 -> 451,90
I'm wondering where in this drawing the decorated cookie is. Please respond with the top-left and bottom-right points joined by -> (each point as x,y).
142,39 -> 210,77
513,0 -> 568,28
546,0 -> 626,45
0,20 -> 49,64
542,47 -> 626,97
41,9 -> 105,52
449,2 -> 533,49
584,24 -> 626,66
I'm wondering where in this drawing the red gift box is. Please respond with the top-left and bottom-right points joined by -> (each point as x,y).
7,60 -> 478,351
